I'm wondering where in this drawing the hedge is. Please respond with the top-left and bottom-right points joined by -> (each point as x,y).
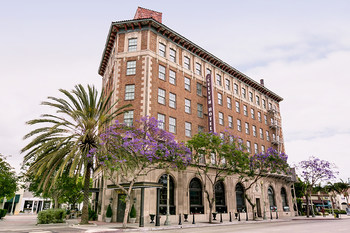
0,209 -> 7,219
37,209 -> 66,224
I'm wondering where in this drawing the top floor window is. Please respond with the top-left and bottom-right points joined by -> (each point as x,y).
249,92 -> 253,102
126,61 -> 136,75
216,74 -> 222,86
242,88 -> 246,98
206,68 -> 211,75
169,48 -> 176,62
262,99 -> 266,109
184,56 -> 190,70
128,38 -> 137,52
195,63 -> 202,75
234,83 -> 239,94
159,42 -> 166,57
256,95 -> 260,105
225,79 -> 230,90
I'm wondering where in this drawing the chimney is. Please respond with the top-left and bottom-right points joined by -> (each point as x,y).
134,7 -> 162,23
260,79 -> 264,86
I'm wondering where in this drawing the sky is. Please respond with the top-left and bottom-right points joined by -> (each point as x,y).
1,0 -> 350,181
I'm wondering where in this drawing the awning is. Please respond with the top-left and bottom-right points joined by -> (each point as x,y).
107,182 -> 163,190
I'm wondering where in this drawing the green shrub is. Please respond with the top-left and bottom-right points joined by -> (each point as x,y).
106,204 -> 112,218
0,209 -> 7,219
88,208 -> 97,221
37,209 -> 66,224
129,204 -> 136,218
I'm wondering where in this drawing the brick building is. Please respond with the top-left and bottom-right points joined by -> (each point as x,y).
93,7 -> 295,223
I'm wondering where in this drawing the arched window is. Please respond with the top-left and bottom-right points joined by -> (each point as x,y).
189,178 -> 204,214
268,186 -> 276,209
235,183 -> 246,212
215,181 -> 227,213
281,187 -> 289,211
158,174 -> 175,215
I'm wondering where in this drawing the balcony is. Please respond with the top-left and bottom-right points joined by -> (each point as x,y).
271,139 -> 283,145
269,122 -> 280,129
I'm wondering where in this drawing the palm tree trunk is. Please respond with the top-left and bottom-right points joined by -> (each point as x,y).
80,162 -> 92,224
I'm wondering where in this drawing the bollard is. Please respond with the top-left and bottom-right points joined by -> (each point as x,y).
220,213 -> 223,223
276,211 -> 278,219
184,214 -> 188,222
238,212 -> 241,221
246,211 -> 248,221
270,211 -> 273,220
229,212 -> 232,222
192,213 -> 195,224
155,215 -> 160,226
179,214 -> 182,225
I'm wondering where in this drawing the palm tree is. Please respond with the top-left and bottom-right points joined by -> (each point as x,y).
21,84 -> 131,224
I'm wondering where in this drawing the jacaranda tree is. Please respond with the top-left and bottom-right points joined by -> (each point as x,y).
91,116 -> 191,228
298,156 -> 337,217
187,132 -> 249,223
21,84 -> 130,224
238,147 -> 289,220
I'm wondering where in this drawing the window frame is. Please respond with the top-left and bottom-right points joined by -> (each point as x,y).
124,84 -> 135,100
159,42 -> 166,57
128,38 -> 137,52
126,60 -> 136,75
158,88 -> 166,105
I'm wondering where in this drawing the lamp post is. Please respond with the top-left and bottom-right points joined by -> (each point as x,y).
164,173 -> 170,225
261,181 -> 266,220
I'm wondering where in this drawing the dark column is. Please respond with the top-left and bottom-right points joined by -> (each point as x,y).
156,188 -> 160,226
139,187 -> 145,227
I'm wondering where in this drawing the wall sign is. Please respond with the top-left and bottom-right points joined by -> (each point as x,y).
206,74 -> 216,133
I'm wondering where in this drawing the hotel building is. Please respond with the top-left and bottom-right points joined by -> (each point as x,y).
93,7 -> 296,223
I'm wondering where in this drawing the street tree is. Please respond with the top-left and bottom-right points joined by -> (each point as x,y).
21,84 -> 130,224
238,147 -> 289,219
333,180 -> 350,209
0,153 -> 17,203
186,132 -> 249,223
92,117 -> 191,228
297,156 -> 337,217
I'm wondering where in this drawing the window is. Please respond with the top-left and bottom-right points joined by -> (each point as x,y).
128,38 -> 137,52
268,186 -> 276,208
258,112 -> 262,122
260,128 -> 264,139
281,187 -> 289,211
219,112 -> 224,125
206,68 -> 211,75
243,105 -> 248,116
228,116 -> 233,128
256,95 -> 260,105
159,42 -> 165,57
158,88 -> 166,105
215,181 -> 227,213
185,77 -> 191,91
249,92 -> 253,102
235,101 -> 240,113
216,74 -> 222,86
198,125 -> 204,133
185,122 -> 192,137
269,102 -> 272,110
195,62 -> 202,75
251,108 -> 255,119
273,133 -> 276,141
196,83 -> 202,96
262,99 -> 266,109
159,65 -> 166,80
264,115 -> 268,125
169,70 -> 176,85
169,117 -> 176,133
184,56 -> 190,69
225,79 -> 230,90
124,84 -> 135,100
234,83 -> 239,94
242,88 -> 246,98
237,119 -> 242,131
254,143 -> 258,154
185,99 -> 191,113
252,125 -> 257,137
246,141 -> 251,153
126,61 -> 136,75
227,97 -> 232,109
189,178 -> 203,214
158,113 -> 165,130
218,93 -> 223,105
169,92 -> 176,108
124,110 -> 134,126
158,174 -> 175,215
266,131 -> 270,141
245,122 -> 249,134
211,153 -> 216,164
197,104 -> 203,118
169,48 -> 176,62
261,145 -> 265,153
235,183 -> 246,212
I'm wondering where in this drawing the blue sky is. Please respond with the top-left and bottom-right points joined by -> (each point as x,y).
1,0 -> 350,181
